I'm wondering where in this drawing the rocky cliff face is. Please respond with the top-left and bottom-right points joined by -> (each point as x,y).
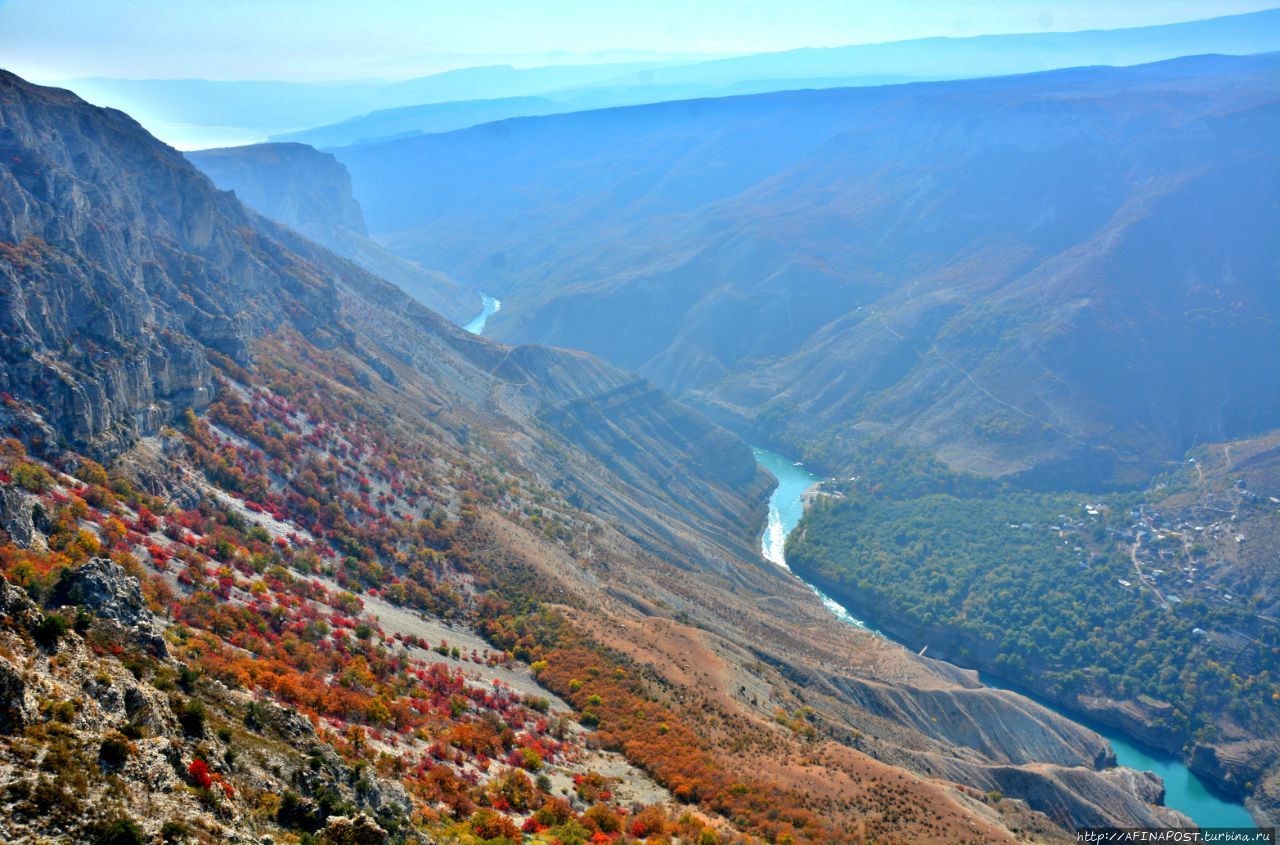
50,557 -> 168,656
0,72 -> 343,458
187,142 -> 480,324
187,142 -> 367,244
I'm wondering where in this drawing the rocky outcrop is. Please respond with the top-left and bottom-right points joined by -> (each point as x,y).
252,698 -> 319,744
822,672 -> 1115,770
112,435 -> 204,510
982,764 -> 1186,831
0,487 -> 42,550
0,658 -> 30,733
318,814 -> 389,845
186,143 -> 368,245
0,571 -> 40,629
50,558 -> 167,655
0,577 -> 39,733
1189,741 -> 1274,799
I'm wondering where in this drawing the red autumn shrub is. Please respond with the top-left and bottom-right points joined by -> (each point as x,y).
188,758 -> 212,790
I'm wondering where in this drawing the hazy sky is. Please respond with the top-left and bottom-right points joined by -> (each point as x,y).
4,0 -> 1276,82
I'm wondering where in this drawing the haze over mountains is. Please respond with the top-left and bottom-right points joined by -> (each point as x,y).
331,52 -> 1280,488
185,143 -> 481,323
3,3 -> 1279,840
0,65 -> 1211,842
54,7 -> 1280,149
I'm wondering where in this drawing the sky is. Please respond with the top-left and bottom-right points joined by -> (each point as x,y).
3,0 -> 1278,82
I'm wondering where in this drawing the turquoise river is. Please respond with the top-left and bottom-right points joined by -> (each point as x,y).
752,446 -> 1257,831
463,294 -> 502,335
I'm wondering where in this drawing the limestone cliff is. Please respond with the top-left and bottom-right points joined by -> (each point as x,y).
0,72 -> 341,458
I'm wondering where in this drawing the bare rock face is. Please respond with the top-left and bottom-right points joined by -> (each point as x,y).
252,698 -> 316,743
185,143 -> 367,244
0,576 -> 39,732
1189,741 -> 1274,799
0,487 -> 43,550
0,571 -> 40,629
112,436 -> 204,511
0,657 -> 31,733
50,557 -> 167,656
0,72 -> 343,459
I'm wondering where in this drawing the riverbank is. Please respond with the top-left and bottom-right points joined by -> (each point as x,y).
751,445 -> 1261,830
752,448 -> 876,632
791,561 -> 1260,827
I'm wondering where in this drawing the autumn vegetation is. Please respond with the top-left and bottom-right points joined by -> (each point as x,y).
0,334 -> 909,843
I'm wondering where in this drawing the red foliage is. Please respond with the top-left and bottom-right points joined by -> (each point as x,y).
188,758 -> 213,790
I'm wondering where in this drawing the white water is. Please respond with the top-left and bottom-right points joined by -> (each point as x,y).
753,446 -> 875,633
463,294 -> 501,335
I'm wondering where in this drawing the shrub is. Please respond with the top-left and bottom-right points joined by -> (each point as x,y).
470,808 -> 520,840
628,806 -> 669,838
99,736 -> 131,770
187,759 -> 212,790
160,820 -> 191,843
533,797 -> 572,827
33,614 -> 67,649
85,817 -> 145,845
177,700 -> 206,737
11,461 -> 53,493
73,608 -> 93,634
278,789 -> 324,832
582,803 -> 622,834
49,699 -> 77,723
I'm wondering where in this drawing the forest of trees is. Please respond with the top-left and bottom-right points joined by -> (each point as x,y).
787,461 -> 1278,757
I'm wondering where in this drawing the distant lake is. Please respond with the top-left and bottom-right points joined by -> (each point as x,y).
752,445 -> 1257,831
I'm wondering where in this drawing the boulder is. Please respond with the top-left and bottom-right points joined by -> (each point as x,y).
0,657 -> 31,733
0,487 -> 43,550
50,558 -> 167,656
0,573 -> 41,628
317,814 -> 388,845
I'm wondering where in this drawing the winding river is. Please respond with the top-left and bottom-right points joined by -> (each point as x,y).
463,293 -> 502,335
752,446 -> 1257,830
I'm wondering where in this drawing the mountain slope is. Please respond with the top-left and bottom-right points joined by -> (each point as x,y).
185,142 -> 481,323
0,69 -> 1201,840
339,53 -> 1280,488
0,74 -> 343,457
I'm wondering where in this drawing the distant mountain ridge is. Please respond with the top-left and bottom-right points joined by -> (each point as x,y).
56,7 -> 1280,148
185,142 -> 480,323
336,52 -> 1280,488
